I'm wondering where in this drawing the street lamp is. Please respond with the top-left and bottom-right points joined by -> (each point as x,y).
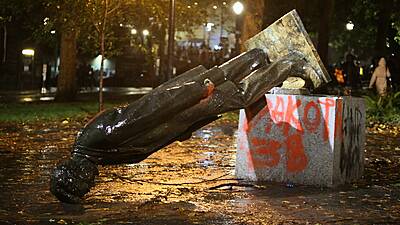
167,0 -> 176,81
131,28 -> 137,35
232,1 -> 244,55
22,49 -> 35,56
232,1 -> 244,15
22,49 -> 35,87
22,48 -> 35,72
142,29 -> 151,49
346,21 -> 354,31
142,29 -> 150,36
220,2 -> 228,43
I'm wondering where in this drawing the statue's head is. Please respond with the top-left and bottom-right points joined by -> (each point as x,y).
50,156 -> 98,204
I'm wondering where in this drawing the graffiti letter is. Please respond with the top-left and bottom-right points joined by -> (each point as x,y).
270,96 -> 285,122
283,96 -> 303,135
319,98 -> 336,141
303,101 -> 321,132
286,133 -> 308,173
249,137 -> 281,168
335,99 -> 343,140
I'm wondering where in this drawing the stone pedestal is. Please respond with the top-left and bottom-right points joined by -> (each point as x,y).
235,94 -> 365,187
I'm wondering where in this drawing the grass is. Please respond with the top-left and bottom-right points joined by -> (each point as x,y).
0,100 -> 241,124
364,91 -> 400,125
0,101 -> 124,122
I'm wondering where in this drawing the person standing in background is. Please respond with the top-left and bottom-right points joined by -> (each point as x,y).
369,57 -> 391,96
343,52 -> 359,92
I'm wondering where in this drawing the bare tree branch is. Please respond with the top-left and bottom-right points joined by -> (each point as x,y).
107,0 -> 121,15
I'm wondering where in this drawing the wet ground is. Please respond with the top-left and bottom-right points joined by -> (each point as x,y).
0,117 -> 399,224
0,87 -> 151,103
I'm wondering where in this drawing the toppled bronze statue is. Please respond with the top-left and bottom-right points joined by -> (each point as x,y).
50,10 -> 331,203
50,49 -> 323,203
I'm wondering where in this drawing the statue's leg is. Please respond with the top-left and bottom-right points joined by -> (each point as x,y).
74,49 -> 267,152
50,49 -> 268,203
119,52 -> 318,149
217,48 -> 268,83
110,48 -> 267,134
117,52 -> 319,153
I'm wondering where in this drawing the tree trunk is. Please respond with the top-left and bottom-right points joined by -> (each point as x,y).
2,24 -> 6,64
240,0 -> 265,51
158,24 -> 167,85
56,30 -> 78,101
317,0 -> 334,66
98,0 -> 109,112
375,0 -> 394,56
167,0 -> 176,80
99,51 -> 104,112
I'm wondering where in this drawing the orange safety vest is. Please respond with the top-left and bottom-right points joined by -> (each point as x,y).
335,68 -> 345,85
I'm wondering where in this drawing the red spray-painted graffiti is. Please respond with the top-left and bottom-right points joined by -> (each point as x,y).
248,138 -> 281,168
241,95 -> 340,173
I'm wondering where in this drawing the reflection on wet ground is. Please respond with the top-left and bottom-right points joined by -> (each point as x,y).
0,119 -> 399,224
0,87 -> 152,103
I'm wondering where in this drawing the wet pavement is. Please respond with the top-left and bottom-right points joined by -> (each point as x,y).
0,87 -> 152,103
0,118 -> 400,224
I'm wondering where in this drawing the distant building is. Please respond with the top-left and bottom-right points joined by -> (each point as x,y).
175,5 -> 236,51
0,4 -> 239,90
0,19 -> 58,91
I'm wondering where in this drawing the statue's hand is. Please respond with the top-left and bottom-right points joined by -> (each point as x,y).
50,156 -> 98,204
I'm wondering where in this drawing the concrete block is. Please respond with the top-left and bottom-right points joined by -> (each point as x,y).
235,94 -> 365,187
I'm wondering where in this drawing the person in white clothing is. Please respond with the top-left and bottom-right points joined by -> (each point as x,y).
369,57 -> 391,96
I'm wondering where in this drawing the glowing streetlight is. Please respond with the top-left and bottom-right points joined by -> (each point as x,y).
43,17 -> 49,26
22,49 -> 35,75
206,22 -> 214,32
346,21 -> 354,31
232,1 -> 244,55
131,28 -> 137,35
22,49 -> 35,56
142,29 -> 150,36
50,30 -> 56,34
213,5 -> 218,10
232,1 -> 244,15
